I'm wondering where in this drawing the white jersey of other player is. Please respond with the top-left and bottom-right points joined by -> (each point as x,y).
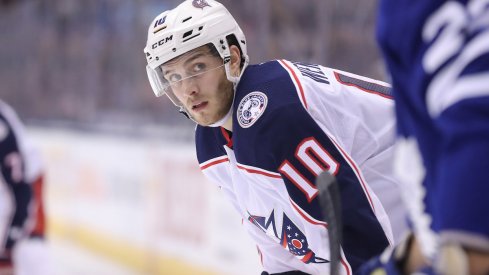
0,100 -> 51,275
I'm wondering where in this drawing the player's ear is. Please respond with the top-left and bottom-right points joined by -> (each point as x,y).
229,45 -> 241,77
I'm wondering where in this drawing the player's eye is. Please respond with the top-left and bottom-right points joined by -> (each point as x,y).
167,73 -> 182,83
192,62 -> 206,73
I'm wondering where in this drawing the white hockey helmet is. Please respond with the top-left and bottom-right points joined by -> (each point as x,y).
144,0 -> 249,113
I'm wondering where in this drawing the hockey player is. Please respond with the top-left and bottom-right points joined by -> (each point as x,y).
0,100 -> 50,275
144,0 -> 407,274
358,1 -> 489,275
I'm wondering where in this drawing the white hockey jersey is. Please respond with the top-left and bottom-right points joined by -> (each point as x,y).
0,100 -> 51,275
195,60 -> 407,274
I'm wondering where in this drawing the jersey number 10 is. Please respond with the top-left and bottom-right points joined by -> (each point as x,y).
278,137 -> 339,203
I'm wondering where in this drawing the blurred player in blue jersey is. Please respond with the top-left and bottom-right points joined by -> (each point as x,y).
0,100 -> 51,275
358,1 -> 489,274
143,0 -> 408,274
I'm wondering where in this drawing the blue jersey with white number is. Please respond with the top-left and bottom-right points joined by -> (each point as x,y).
195,60 -> 407,274
377,0 -> 489,258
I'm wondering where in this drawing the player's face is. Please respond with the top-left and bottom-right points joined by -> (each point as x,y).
160,46 -> 234,126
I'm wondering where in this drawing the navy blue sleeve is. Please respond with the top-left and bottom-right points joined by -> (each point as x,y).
195,125 -> 228,164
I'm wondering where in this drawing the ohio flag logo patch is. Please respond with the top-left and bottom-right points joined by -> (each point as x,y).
237,91 -> 268,128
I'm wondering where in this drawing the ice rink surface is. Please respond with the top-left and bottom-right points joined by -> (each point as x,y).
50,239 -> 138,275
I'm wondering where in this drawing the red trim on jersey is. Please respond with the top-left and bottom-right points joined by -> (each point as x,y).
220,127 -> 233,148
296,137 -> 326,176
289,198 -> 327,228
257,246 -> 264,266
31,174 -> 46,237
341,257 -> 352,275
282,230 -> 288,248
279,160 -> 318,203
0,260 -> 12,268
329,137 -> 376,212
237,164 -> 283,179
290,198 -> 352,274
200,157 -> 229,170
278,60 -> 308,109
334,71 -> 393,100
295,137 -> 340,177
301,251 -> 313,263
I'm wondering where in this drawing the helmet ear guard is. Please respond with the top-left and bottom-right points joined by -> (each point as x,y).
222,43 -> 249,89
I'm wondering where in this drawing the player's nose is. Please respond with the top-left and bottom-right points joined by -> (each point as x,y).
181,77 -> 198,97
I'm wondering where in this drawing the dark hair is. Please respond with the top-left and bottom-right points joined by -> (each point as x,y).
207,43 -> 221,58
226,34 -> 245,68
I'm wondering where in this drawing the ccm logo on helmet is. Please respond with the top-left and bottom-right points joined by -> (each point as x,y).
152,35 -> 173,49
